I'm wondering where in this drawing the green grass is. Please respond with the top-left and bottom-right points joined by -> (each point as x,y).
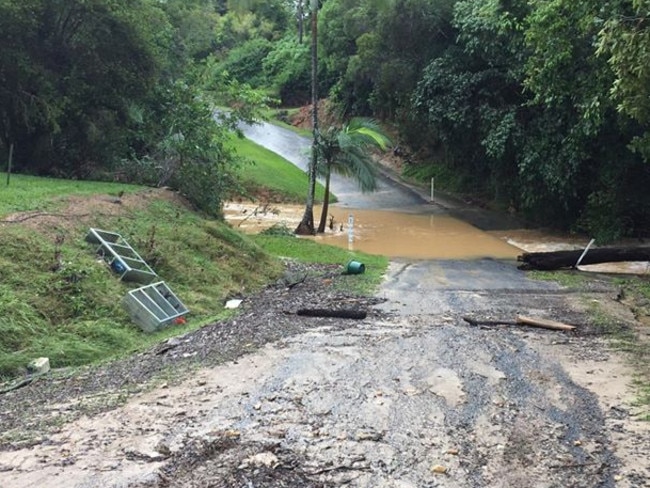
0,165 -> 387,380
0,173 -> 142,213
529,270 -> 591,288
253,234 -> 388,294
229,135 -> 332,203
0,186 -> 283,380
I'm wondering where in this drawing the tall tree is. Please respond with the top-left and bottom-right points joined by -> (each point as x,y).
295,0 -> 320,235
316,118 -> 391,233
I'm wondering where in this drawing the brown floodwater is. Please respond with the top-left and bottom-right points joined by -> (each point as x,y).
225,202 -> 650,273
225,203 -> 520,260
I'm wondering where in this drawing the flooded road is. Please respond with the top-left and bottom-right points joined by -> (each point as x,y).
239,120 -> 526,260
1,126 -> 648,488
226,203 -> 519,260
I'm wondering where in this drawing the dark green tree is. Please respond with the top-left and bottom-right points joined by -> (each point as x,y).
0,0 -> 165,176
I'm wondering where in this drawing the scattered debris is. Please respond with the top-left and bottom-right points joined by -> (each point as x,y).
27,357 -> 50,375
344,260 -> 365,275
286,274 -> 307,290
243,452 -> 280,469
86,228 -> 157,284
123,281 -> 189,333
155,337 -> 183,356
516,315 -> 576,331
0,377 -> 34,395
463,315 -> 577,332
225,299 -> 243,309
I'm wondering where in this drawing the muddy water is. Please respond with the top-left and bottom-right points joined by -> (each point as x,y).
226,203 -> 520,260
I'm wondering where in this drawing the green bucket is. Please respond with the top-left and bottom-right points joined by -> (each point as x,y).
345,260 -> 366,275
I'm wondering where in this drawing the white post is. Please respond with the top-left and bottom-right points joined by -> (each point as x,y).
348,214 -> 354,244
574,238 -> 596,268
430,177 -> 434,202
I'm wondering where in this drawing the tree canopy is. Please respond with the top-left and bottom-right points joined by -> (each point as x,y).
2,0 -> 650,239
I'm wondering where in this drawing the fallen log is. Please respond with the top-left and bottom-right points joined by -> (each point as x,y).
518,246 -> 650,271
297,308 -> 367,320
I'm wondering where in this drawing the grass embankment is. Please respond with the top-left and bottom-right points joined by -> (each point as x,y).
229,135 -> 331,204
0,173 -> 385,381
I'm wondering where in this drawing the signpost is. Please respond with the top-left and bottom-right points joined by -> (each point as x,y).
348,214 -> 354,244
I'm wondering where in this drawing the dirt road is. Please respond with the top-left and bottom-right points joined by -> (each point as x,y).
1,259 -> 649,487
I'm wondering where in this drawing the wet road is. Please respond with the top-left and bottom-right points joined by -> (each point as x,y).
376,258 -> 561,315
240,121 -> 427,211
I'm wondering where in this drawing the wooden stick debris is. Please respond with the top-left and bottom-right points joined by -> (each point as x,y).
463,315 -> 577,331
515,315 -> 576,331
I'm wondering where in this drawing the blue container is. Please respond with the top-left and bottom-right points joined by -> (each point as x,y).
345,260 -> 365,275
111,259 -> 126,274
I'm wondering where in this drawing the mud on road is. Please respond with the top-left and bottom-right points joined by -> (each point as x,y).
1,259 -> 649,488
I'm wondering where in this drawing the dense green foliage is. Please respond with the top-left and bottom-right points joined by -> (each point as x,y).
322,0 -> 650,241
0,0 -> 277,217
315,0 -> 650,241
3,0 -> 650,238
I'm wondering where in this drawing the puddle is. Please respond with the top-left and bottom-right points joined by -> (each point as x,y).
226,203 -> 520,260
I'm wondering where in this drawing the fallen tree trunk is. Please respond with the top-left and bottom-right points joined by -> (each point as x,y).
463,317 -> 517,327
297,308 -> 367,319
518,246 -> 650,270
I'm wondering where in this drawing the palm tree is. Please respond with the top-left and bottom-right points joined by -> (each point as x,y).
295,0 -> 319,235
316,117 -> 392,233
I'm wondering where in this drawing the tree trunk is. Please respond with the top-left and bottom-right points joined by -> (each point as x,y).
317,166 -> 331,233
295,0 -> 319,236
518,246 -> 650,270
297,0 -> 304,44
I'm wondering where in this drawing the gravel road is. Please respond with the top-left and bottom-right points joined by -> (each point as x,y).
1,259 -> 649,488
